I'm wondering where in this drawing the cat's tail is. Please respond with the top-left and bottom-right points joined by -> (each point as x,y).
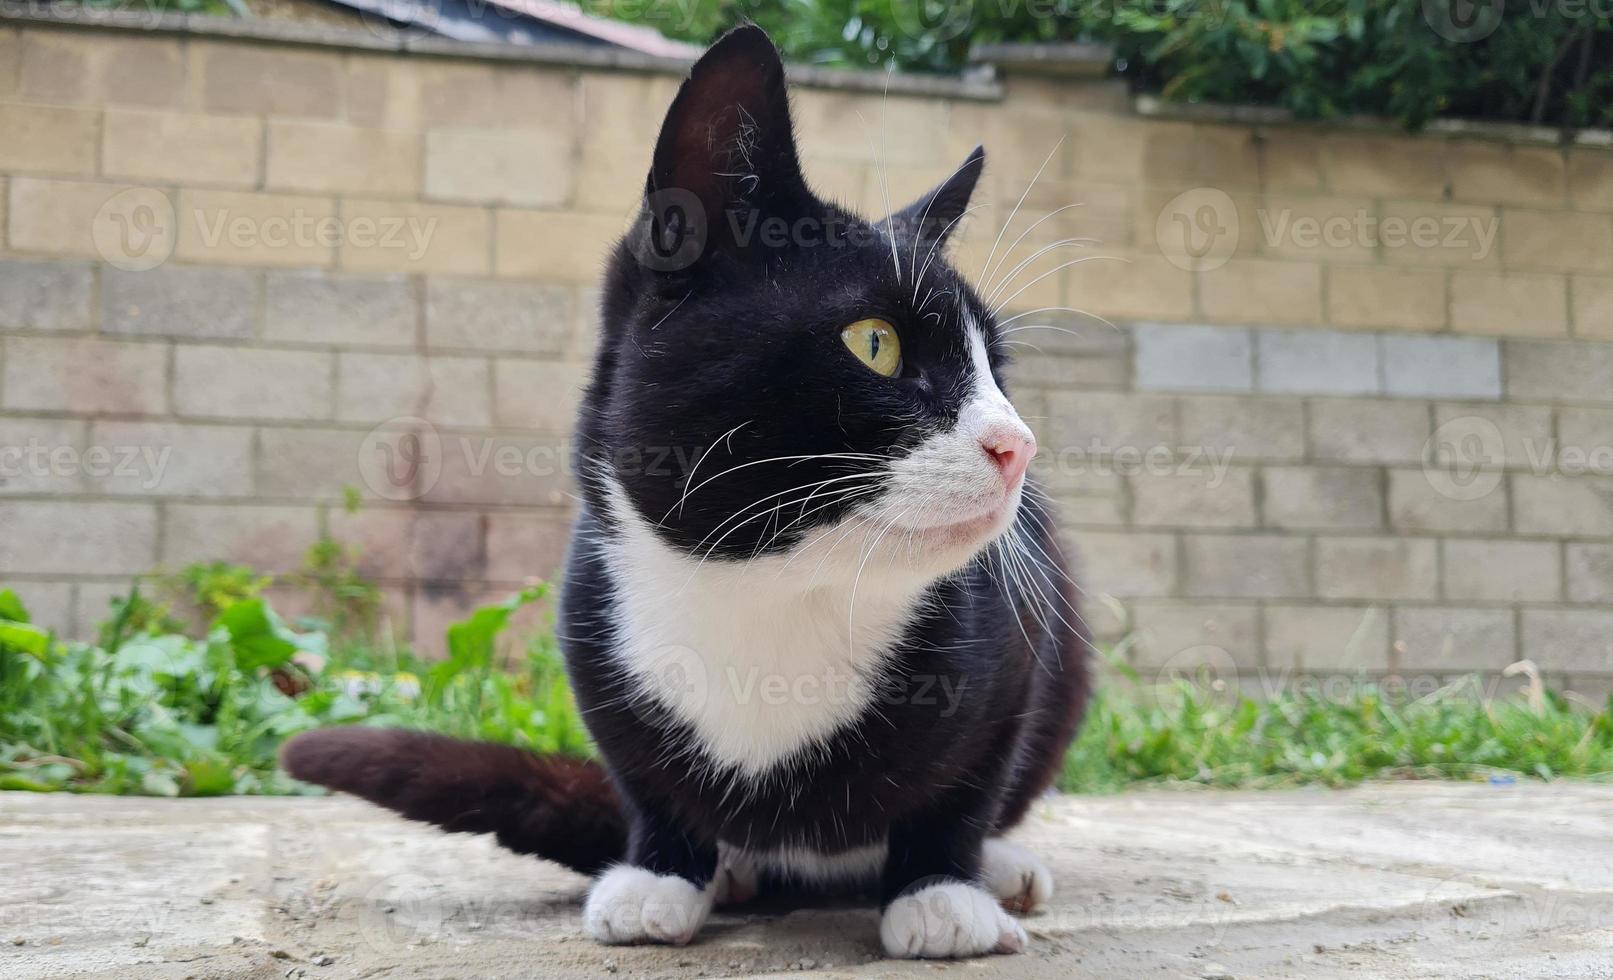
279,727 -> 624,876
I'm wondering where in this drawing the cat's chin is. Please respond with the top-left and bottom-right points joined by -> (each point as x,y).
893,500 -> 1020,570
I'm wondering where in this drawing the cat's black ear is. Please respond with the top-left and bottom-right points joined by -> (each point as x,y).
639,25 -> 809,269
884,145 -> 986,252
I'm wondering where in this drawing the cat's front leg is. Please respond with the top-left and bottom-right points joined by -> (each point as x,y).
877,807 -> 1027,959
583,806 -> 717,946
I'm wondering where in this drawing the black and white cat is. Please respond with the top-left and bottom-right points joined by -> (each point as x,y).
283,25 -> 1090,960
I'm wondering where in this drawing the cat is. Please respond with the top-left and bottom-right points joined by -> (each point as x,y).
281,24 -> 1091,960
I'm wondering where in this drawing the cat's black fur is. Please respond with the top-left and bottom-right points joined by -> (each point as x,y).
283,23 -> 1090,953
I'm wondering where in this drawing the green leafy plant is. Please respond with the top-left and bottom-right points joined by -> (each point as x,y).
584,0 -> 1613,130
0,585 -> 589,796
289,535 -> 383,640
2,582 -> 1608,798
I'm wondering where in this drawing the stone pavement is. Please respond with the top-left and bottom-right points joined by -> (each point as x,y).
4,784 -> 1612,979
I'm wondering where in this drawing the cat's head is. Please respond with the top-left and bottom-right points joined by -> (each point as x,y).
580,25 -> 1037,582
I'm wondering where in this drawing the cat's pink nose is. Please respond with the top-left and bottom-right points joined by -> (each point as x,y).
982,428 -> 1035,489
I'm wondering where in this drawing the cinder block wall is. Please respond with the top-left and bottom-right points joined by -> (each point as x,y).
1,17 -> 1610,690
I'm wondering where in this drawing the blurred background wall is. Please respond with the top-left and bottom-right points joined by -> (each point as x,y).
1,12 -> 1610,692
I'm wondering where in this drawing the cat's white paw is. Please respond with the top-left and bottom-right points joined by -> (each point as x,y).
583,866 -> 712,946
880,881 -> 1028,959
713,844 -> 759,906
980,838 -> 1054,914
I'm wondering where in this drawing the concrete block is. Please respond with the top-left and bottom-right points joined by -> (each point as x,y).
0,417 -> 86,496
1501,209 -> 1613,273
174,346 -> 332,421
0,102 -> 98,175
1255,328 -> 1380,395
87,421 -> 253,498
335,351 -> 491,428
1381,334 -> 1501,400
1395,607 -> 1517,671
0,501 -> 156,575
492,358 -> 589,432
425,279 -> 572,354
0,259 -> 94,331
1387,468 -> 1509,533
425,128 -> 573,207
162,504 -> 320,574
1261,467 -> 1383,530
267,120 -> 421,197
1316,536 -> 1439,600
1134,323 -> 1252,392
264,270 -> 417,347
1442,538 -> 1561,602
1326,265 -> 1446,332
1264,605 -> 1391,672
1505,338 -> 1613,404
1131,466 -> 1256,529
1566,543 -> 1613,604
1,336 -> 167,415
102,266 -> 257,340
102,109 -> 261,188
1309,399 -> 1431,465
1075,530 -> 1178,598
1177,395 -> 1306,461
1183,533 -> 1310,598
1521,610 -> 1613,675
1511,474 -> 1613,536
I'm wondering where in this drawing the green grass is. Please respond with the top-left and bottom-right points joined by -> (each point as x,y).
2,584 -> 1611,796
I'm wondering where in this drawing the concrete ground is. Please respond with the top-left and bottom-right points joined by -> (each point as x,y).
4,785 -> 1612,979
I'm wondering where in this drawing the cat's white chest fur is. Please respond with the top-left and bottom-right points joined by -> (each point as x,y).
600,479 -> 925,777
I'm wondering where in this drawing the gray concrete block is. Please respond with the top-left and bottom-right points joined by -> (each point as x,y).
426,278 -> 573,354
1256,328 -> 1379,395
102,266 -> 257,340
1380,334 -> 1501,400
265,270 -> 417,347
0,259 -> 94,331
1134,323 -> 1253,393
1182,533 -> 1310,598
1395,607 -> 1517,671
1522,609 -> 1613,674
1506,339 -> 1613,405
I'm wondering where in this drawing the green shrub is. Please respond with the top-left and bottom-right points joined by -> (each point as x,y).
0,585 -> 590,796
589,0 -> 1613,130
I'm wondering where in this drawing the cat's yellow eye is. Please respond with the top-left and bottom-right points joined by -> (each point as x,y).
841,318 -> 902,377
